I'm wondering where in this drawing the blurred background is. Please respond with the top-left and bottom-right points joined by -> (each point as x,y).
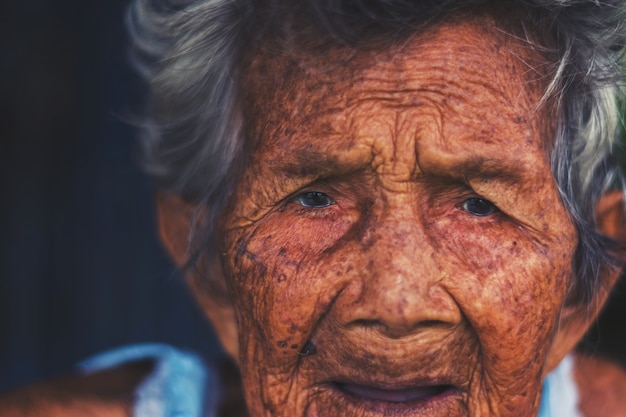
0,0 -> 223,393
1,0 -> 625,395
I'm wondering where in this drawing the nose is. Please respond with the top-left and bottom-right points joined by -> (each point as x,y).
332,216 -> 462,338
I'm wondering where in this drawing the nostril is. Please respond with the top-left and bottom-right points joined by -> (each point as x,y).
330,275 -> 462,337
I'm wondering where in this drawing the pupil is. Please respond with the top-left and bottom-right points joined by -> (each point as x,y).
464,198 -> 494,216
299,192 -> 332,208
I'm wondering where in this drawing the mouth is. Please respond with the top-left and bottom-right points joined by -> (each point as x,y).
329,380 -> 459,414
336,382 -> 453,402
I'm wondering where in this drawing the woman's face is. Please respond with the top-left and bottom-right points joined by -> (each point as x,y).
218,13 -> 577,417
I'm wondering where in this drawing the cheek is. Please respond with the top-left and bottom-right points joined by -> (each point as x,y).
224,207 -> 358,358
222,192 -> 577,416
431,213 -> 574,371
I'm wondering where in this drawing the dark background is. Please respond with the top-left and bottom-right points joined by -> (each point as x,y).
0,0 -> 223,393
0,0 -> 624,394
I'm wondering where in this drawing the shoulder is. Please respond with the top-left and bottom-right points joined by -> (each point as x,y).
575,353 -> 626,417
0,359 -> 153,417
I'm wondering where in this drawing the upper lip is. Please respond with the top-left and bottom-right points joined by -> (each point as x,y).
306,324 -> 472,402
311,354 -> 466,408
315,353 -> 462,392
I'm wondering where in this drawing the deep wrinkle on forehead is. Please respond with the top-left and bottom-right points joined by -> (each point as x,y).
235,13 -> 556,227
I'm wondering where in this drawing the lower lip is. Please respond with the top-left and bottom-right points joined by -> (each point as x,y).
331,382 -> 458,415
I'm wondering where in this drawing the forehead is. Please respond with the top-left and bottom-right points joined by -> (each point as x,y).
240,12 -> 552,181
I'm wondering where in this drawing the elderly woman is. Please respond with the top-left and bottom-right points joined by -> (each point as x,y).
3,0 -> 626,416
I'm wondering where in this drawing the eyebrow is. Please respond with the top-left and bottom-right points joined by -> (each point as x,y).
276,159 -> 343,179
275,148 -> 528,185
445,157 -> 527,186
272,148 -> 370,180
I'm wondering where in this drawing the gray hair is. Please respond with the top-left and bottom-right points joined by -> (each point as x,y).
127,0 -> 626,305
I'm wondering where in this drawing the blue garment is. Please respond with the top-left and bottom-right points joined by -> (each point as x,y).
538,377 -> 551,417
540,355 -> 581,417
78,344 -> 578,417
78,344 -> 219,417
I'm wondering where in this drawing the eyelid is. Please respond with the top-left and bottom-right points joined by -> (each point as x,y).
429,182 -> 500,216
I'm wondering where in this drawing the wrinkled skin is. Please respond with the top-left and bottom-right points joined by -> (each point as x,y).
1,9 -> 625,417
213,12 -> 580,417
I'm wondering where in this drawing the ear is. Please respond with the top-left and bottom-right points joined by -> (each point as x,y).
546,189 -> 625,372
156,192 -> 240,362
595,189 -> 626,242
156,192 -> 196,267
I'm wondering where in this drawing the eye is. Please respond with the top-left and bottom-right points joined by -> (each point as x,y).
461,198 -> 497,216
296,191 -> 335,208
